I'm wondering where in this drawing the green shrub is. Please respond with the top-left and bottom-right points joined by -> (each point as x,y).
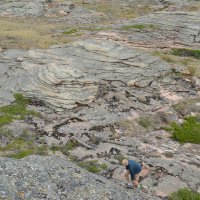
172,48 -> 200,59
14,93 -> 29,105
7,146 -> 48,159
169,188 -> 200,200
0,115 -> 13,127
168,116 -> 200,144
122,24 -> 157,30
0,93 -> 39,127
78,160 -> 107,173
63,28 -> 78,35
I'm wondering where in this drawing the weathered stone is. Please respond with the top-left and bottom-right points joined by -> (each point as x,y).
0,156 -> 159,200
3,121 -> 35,137
0,0 -> 74,17
0,39 -> 173,114
122,12 -> 200,48
155,175 -> 187,197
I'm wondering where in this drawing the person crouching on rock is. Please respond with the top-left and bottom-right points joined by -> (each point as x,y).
122,159 -> 142,188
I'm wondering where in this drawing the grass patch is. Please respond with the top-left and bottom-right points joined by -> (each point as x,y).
50,140 -> 78,155
153,50 -> 200,77
78,160 -> 107,173
0,137 -> 48,159
122,24 -> 157,30
167,116 -> 200,144
63,28 -> 78,35
0,17 -> 72,49
172,98 -> 199,113
74,1 -> 153,19
113,154 -> 128,164
153,51 -> 177,63
0,93 -> 39,128
172,48 -> 200,60
7,146 -> 48,159
138,116 -> 152,129
169,188 -> 200,200
0,115 -> 13,127
80,26 -> 111,31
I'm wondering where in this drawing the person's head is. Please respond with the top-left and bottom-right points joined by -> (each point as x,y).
122,159 -> 129,166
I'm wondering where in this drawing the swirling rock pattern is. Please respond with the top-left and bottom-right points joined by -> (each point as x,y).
1,39 -> 169,110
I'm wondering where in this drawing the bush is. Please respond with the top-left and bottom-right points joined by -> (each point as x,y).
168,116 -> 200,144
172,48 -> 200,59
169,188 -> 200,200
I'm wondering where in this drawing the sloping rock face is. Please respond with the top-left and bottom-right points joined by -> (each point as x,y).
0,155 -> 159,200
0,0 -> 74,17
0,39 -> 197,116
0,39 -> 169,110
121,12 -> 200,48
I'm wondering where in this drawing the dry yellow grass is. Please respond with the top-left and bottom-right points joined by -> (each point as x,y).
0,17 -> 72,49
152,50 -> 200,78
73,1 -> 153,19
184,3 -> 200,11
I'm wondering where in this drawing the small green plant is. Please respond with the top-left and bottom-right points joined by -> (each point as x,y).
63,28 -> 78,35
122,24 -> 157,30
50,140 -> 78,155
0,93 -> 39,127
138,116 -> 152,129
172,48 -> 200,59
169,188 -> 200,200
0,115 -> 13,127
167,116 -> 200,144
78,160 -> 107,173
7,146 -> 48,159
113,154 -> 127,163
14,93 -> 29,105
0,133 -> 48,159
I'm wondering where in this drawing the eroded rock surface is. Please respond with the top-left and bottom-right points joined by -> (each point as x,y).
0,39 -> 197,114
120,12 -> 200,48
0,155 -> 159,200
0,0 -> 74,17
1,0 -> 200,199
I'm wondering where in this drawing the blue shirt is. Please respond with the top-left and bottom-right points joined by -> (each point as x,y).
126,160 -> 142,180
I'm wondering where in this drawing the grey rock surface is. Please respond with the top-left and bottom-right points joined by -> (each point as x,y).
0,39 -> 197,116
0,0 -> 200,199
0,0 -> 74,17
0,155 -> 159,200
121,12 -> 200,48
154,175 -> 187,197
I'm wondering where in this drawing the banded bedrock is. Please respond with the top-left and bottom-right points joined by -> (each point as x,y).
120,12 -> 200,48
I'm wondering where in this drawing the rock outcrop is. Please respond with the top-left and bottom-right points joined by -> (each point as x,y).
121,12 -> 200,48
0,155 -> 159,200
0,0 -> 74,17
0,0 -> 200,199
